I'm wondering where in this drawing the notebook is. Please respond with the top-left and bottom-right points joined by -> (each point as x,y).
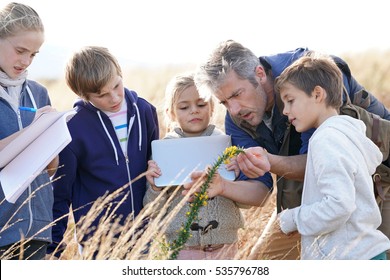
0,110 -> 76,203
151,135 -> 235,187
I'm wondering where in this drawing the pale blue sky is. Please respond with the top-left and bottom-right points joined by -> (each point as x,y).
5,0 -> 390,79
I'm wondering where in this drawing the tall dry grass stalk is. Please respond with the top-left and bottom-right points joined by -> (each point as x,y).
42,173 -> 276,260
0,176 -> 62,260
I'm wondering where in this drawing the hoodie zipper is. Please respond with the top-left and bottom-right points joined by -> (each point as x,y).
97,108 -> 136,216
124,110 -> 136,216
17,109 -> 33,234
124,154 -> 135,217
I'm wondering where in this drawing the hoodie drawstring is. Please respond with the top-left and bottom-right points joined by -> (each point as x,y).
97,110 -> 119,165
133,102 -> 142,151
24,86 -> 37,235
26,86 -> 37,109
96,102 -> 142,164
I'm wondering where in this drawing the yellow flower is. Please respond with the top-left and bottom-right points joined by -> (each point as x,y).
222,146 -> 242,164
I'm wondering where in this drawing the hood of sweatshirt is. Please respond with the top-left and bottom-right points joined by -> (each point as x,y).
316,115 -> 383,174
73,88 -> 143,163
260,47 -> 308,78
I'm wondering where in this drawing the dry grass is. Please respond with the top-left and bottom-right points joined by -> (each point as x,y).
44,175 -> 277,260
343,49 -> 390,107
3,50 -> 389,260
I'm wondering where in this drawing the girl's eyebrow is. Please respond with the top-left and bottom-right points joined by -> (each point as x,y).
6,38 -> 38,54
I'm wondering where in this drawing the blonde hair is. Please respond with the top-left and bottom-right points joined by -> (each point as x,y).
0,2 -> 44,38
164,72 -> 215,132
65,46 -> 122,100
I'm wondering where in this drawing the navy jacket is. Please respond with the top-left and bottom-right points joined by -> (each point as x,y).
48,88 -> 159,254
0,80 -> 53,247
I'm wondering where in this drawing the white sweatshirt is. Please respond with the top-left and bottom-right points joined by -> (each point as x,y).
280,115 -> 390,259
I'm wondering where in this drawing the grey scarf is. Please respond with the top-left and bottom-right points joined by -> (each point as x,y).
0,70 -> 28,112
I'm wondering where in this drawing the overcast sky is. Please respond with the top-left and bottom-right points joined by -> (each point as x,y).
6,0 -> 390,79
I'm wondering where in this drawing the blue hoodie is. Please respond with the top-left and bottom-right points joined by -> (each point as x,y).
48,88 -> 159,255
0,80 -> 53,247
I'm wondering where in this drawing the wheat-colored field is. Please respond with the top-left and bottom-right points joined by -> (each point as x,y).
33,50 -> 390,260
44,49 -> 390,122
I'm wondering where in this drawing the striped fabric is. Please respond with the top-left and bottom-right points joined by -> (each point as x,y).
106,101 -> 128,154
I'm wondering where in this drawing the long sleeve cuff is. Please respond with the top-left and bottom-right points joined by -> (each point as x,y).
279,209 -> 298,234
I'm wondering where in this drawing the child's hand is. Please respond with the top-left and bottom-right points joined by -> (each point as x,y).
182,168 -> 225,201
274,217 -> 285,234
276,213 -> 299,237
33,105 -> 56,122
47,155 -> 59,177
236,147 -> 271,178
145,160 -> 161,187
225,157 -> 240,178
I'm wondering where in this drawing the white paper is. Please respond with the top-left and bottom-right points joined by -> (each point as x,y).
151,135 -> 235,187
0,110 -> 76,203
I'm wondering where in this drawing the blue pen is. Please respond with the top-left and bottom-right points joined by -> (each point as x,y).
19,106 -> 37,112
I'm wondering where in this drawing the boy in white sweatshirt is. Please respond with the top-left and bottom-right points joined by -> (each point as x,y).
274,53 -> 390,260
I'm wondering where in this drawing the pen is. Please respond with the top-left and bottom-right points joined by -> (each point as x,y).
19,106 -> 37,112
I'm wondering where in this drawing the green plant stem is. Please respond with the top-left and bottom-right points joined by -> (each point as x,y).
166,146 -> 244,260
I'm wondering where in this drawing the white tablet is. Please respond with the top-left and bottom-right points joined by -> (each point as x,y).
151,135 -> 235,187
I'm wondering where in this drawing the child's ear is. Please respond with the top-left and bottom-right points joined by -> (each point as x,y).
166,108 -> 176,122
313,86 -> 326,103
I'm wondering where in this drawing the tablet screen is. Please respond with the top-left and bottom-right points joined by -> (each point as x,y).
151,135 -> 235,187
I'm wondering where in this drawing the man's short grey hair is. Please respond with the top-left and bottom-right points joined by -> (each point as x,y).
195,40 -> 260,100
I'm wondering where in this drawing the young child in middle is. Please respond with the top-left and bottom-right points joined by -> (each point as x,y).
143,73 -> 247,260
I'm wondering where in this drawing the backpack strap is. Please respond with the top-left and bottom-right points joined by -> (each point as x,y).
341,87 -> 387,202
372,117 -> 382,148
373,173 -> 386,202
342,86 -> 382,147
374,162 -> 390,202
352,89 -> 370,109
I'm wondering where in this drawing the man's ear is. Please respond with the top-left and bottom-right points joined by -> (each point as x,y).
255,65 -> 266,81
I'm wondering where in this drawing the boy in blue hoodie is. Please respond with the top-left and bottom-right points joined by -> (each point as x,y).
47,46 -> 159,259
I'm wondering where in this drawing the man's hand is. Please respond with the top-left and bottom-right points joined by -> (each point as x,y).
236,147 -> 271,178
